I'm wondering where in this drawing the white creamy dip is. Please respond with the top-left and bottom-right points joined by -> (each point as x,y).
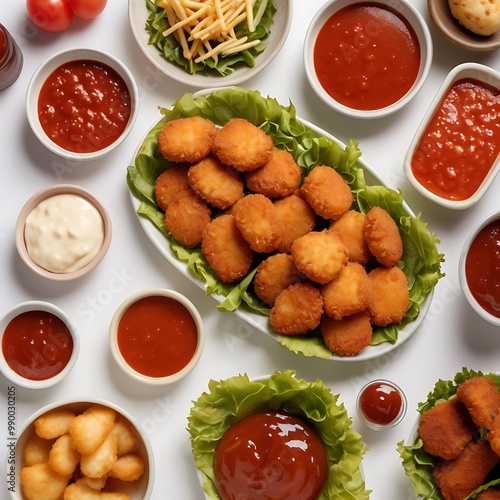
24,193 -> 105,273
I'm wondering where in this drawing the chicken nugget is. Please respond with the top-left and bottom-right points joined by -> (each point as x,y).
165,189 -> 212,248
321,262 -> 370,320
477,489 -> 500,500
367,266 -> 409,326
79,474 -> 108,490
270,282 -> 323,335
23,434 -> 53,467
329,210 -> 372,264
273,194 -> 317,253
49,433 -> 81,477
201,214 -> 254,283
64,480 -> 130,499
320,310 -> 372,356
187,155 -> 244,210
363,206 -> 403,267
20,462 -> 70,500
109,454 -> 145,482
109,420 -> 138,456
232,194 -> 282,253
154,163 -> 190,212
253,253 -> 304,306
34,410 -> 76,440
301,165 -> 353,220
212,118 -> 273,172
291,230 -> 348,284
80,430 -> 118,479
244,148 -> 301,198
158,116 -> 216,163
418,399 -> 476,460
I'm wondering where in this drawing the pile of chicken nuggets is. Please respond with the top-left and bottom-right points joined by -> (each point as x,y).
154,115 -> 410,356
418,376 -> 500,500
19,404 -> 146,499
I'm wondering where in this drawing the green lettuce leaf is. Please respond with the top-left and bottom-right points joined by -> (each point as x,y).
187,370 -> 371,499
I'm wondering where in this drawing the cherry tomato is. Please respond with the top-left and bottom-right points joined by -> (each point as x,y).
68,0 -> 107,19
26,0 -> 74,32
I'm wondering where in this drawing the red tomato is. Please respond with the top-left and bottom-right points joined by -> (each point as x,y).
26,0 -> 74,32
68,0 -> 107,19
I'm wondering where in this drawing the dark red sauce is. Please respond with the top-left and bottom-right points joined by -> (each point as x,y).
38,59 -> 131,153
359,381 -> 403,425
2,310 -> 73,381
214,409 -> 328,500
0,24 -> 23,91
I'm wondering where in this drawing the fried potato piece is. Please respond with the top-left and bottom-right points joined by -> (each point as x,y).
187,155 -> 244,210
476,489 -> 500,500
270,282 -> 324,335
64,480 -> 129,499
329,210 -> 372,265
20,462 -> 70,500
34,410 -> 76,440
109,454 -> 145,482
154,163 -> 190,212
158,116 -> 216,163
69,405 -> 116,456
291,230 -> 348,285
165,189 -> 212,248
367,266 -> 409,326
363,206 -> 403,267
301,165 -> 353,220
49,433 -> 81,477
418,399 -> 476,460
79,474 -> 108,490
212,118 -> 273,172
109,421 -> 138,456
273,194 -> 317,253
320,310 -> 372,356
23,434 -> 53,467
449,0 -> 500,36
232,194 -> 282,253
321,262 -> 370,320
253,253 -> 304,306
244,148 -> 301,198
201,214 -> 254,283
80,431 -> 118,479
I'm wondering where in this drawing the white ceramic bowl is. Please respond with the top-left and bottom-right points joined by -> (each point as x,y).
304,0 -> 432,119
15,184 -> 112,281
0,301 -> 79,389
110,289 -> 204,385
459,210 -> 500,326
26,48 -> 139,161
7,399 -> 154,499
128,0 -> 292,88
404,63 -> 500,210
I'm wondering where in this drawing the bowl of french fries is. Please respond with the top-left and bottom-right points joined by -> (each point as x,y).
8,399 -> 154,499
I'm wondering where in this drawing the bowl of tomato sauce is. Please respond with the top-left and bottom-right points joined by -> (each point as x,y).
26,47 -> 139,161
303,0 -> 432,119
0,301 -> 79,389
109,288 -> 204,385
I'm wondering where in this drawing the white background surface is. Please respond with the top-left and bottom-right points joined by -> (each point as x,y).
1,1 -> 500,499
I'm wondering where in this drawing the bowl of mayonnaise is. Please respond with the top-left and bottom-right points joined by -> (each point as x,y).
15,184 -> 112,281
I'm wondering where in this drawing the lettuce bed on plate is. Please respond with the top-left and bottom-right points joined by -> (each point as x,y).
397,368 -> 500,499
187,370 -> 370,499
126,87 -> 444,358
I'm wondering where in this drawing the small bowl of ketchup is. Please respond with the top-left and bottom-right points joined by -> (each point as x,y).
109,288 -> 204,385
459,210 -> 500,326
26,47 -> 139,162
0,301 -> 79,389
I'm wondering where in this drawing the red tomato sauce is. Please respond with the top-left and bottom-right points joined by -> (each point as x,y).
214,409 -> 328,500
0,24 -> 23,91
411,79 -> 500,201
313,3 -> 420,110
465,218 -> 500,318
117,296 -> 198,378
38,59 -> 131,153
2,310 -> 73,381
359,381 -> 403,425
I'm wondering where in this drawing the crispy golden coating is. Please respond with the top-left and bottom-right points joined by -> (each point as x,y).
320,310 -> 372,356
449,0 -> 500,36
165,189 -> 212,248
212,118 -> 273,172
270,282 -> 324,335
321,262 -> 370,320
301,165 -> 353,220
20,462 -> 70,500
329,210 -> 372,265
154,163 -> 190,212
244,148 -> 301,198
253,253 -> 304,306
477,489 -> 500,500
291,230 -> 348,285
367,266 -> 409,326
34,411 -> 76,440
201,214 -> 254,283
363,206 -> 403,267
418,400 -> 476,460
158,116 -> 217,163
80,430 -> 118,479
232,194 -> 282,253
187,155 -> 244,210
109,454 -> 146,482
273,194 -> 317,253
48,433 -> 81,477
64,480 -> 130,499
23,434 -> 53,467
